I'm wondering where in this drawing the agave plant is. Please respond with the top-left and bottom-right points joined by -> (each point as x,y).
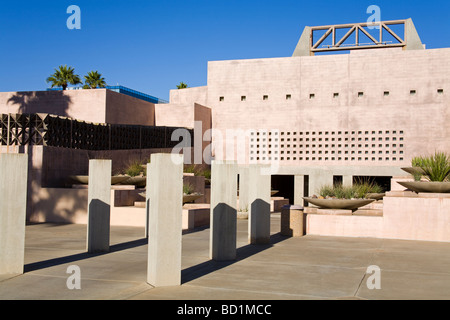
417,152 -> 450,182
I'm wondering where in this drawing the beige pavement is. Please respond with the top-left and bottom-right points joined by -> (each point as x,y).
1,214 -> 450,300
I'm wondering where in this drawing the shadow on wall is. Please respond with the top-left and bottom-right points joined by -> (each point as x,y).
7,90 -> 72,117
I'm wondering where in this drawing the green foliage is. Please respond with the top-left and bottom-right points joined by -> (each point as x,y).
183,183 -> 194,195
84,71 -> 106,89
46,65 -> 82,90
411,156 -> 426,167
124,160 -> 146,177
183,164 -> 197,174
319,181 -> 383,200
184,164 -> 211,179
176,82 -> 188,89
416,151 -> 450,182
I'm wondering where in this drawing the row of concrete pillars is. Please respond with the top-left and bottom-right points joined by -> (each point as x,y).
0,153 -> 275,288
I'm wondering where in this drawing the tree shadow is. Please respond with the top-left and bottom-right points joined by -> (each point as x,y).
6,90 -> 72,117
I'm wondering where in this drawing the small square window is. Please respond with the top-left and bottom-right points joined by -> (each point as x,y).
263,95 -> 268,100
384,91 -> 390,97
358,92 -> 364,97
309,93 -> 315,99
438,89 -> 444,95
333,93 -> 339,98
241,96 -> 247,101
410,90 -> 417,96
286,94 -> 292,100
219,96 -> 224,102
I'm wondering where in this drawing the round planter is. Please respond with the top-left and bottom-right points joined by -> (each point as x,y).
366,193 -> 386,201
397,181 -> 450,193
401,167 -> 425,176
68,175 -> 129,185
237,211 -> 248,220
139,192 -> 204,204
303,197 -> 375,210
120,176 -> 146,188
183,193 -> 203,204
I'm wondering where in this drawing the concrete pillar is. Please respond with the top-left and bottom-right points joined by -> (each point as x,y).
309,170 -> 334,197
86,159 -> 112,254
238,166 -> 249,212
248,165 -> 271,244
147,154 -> 183,287
343,175 -> 353,187
294,175 -> 305,206
145,165 -> 151,239
210,161 -> 238,261
0,154 -> 28,274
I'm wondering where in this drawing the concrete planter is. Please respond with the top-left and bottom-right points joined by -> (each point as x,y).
303,197 -> 375,210
68,175 -> 129,185
401,167 -> 426,176
237,211 -> 249,220
183,193 -> 203,204
397,181 -> 450,193
120,176 -> 146,188
367,193 -> 386,200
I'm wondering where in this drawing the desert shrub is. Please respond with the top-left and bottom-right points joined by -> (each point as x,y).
319,182 -> 382,199
124,160 -> 146,177
183,183 -> 195,195
417,151 -> 450,182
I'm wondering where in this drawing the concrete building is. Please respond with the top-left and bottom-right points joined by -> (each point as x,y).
0,18 -> 448,211
167,18 -> 450,201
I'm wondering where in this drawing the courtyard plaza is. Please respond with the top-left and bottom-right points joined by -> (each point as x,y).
1,213 -> 449,300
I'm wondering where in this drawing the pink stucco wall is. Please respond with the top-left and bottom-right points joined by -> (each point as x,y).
0,89 -> 155,126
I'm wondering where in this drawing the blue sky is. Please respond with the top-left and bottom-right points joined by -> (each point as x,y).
0,0 -> 449,100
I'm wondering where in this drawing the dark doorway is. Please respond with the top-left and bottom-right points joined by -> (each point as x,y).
353,176 -> 392,192
271,175 -> 294,204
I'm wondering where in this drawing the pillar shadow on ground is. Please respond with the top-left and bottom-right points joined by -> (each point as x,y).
181,232 -> 288,284
24,238 -> 147,273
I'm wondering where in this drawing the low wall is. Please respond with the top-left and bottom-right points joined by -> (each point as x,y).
306,192 -> 450,242
30,187 -> 210,230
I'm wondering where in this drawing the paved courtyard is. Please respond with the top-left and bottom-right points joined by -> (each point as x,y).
1,214 -> 450,300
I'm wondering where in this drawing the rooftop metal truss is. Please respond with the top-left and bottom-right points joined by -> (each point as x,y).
293,18 -> 424,56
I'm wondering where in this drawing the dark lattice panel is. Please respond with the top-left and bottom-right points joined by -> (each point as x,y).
0,113 -> 193,150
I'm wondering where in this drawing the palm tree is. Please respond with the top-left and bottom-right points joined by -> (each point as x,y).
83,71 -> 107,89
46,65 -> 82,90
176,82 -> 188,89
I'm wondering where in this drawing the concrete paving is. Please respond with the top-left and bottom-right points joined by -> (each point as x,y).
1,214 -> 450,300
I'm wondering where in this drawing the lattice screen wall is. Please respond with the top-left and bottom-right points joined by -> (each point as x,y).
249,129 -> 406,164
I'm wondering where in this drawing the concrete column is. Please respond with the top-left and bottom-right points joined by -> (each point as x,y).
248,165 -> 271,244
86,159 -> 112,254
210,161 -> 238,261
294,175 -> 305,206
147,154 -> 183,287
343,175 -> 353,187
238,166 -> 249,212
145,165 -> 151,239
309,170 -> 334,197
0,154 -> 28,274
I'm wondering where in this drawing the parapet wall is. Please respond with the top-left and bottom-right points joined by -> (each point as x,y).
306,191 -> 450,242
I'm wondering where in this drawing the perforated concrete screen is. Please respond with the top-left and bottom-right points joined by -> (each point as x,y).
249,130 -> 406,165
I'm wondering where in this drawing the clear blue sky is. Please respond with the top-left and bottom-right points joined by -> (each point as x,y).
1,0 -> 449,100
